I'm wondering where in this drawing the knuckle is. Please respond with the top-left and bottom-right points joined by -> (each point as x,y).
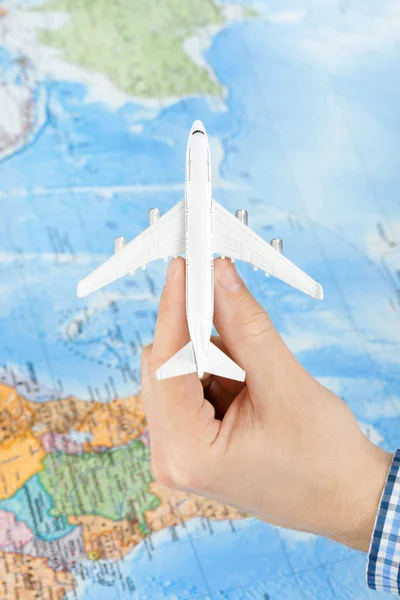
166,463 -> 194,491
158,290 -> 174,316
168,451 -> 215,493
151,448 -> 202,492
145,347 -> 164,383
236,300 -> 273,340
141,345 -> 153,370
141,345 -> 159,385
151,455 -> 174,488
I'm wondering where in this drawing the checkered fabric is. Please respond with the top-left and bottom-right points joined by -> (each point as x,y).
367,449 -> 400,595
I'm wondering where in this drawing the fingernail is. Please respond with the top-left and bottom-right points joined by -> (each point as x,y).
166,257 -> 179,282
218,261 -> 242,293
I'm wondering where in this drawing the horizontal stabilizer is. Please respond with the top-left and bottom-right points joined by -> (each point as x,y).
205,343 -> 245,382
156,342 -> 197,380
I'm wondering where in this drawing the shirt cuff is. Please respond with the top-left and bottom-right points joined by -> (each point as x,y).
367,449 -> 400,595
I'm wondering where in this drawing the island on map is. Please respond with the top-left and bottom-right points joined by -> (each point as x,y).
0,47 -> 43,161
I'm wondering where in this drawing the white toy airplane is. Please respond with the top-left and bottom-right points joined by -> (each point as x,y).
77,120 -> 323,382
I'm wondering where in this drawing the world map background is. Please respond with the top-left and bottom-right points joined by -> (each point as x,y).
0,0 -> 399,598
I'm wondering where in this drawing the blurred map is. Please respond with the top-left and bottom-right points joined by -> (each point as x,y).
0,0 -> 399,598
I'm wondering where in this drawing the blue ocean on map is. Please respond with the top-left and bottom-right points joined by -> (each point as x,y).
1,13 -> 399,421
0,0 -> 399,598
67,517 -> 384,600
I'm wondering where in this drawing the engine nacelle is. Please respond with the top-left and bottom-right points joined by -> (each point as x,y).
149,208 -> 161,225
235,209 -> 248,225
270,238 -> 283,254
114,236 -> 126,254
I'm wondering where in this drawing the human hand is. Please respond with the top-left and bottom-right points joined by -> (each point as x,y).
141,257 -> 392,551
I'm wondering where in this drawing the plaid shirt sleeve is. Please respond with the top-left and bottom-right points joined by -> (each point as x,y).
367,449 -> 400,595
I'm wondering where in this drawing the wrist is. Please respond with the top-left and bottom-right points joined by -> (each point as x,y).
327,443 -> 393,551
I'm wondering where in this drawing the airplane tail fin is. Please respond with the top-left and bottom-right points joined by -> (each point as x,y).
205,342 -> 246,382
156,341 -> 245,382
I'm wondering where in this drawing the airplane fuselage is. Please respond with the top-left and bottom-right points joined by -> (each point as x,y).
185,121 -> 213,378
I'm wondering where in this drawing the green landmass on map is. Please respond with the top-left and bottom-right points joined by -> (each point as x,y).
39,440 -> 159,529
35,0 -> 228,97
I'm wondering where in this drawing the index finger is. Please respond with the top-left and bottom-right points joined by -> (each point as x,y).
152,257 -> 190,368
142,258 -> 216,444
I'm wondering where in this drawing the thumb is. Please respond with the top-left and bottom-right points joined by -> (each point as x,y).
213,258 -> 298,390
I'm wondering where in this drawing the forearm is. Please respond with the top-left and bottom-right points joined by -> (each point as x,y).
322,444 -> 393,552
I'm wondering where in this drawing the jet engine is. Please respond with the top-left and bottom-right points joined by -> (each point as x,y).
149,208 -> 161,225
235,209 -> 248,225
270,238 -> 283,254
114,236 -> 126,254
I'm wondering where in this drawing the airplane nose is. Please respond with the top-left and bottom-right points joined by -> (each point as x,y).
191,120 -> 205,135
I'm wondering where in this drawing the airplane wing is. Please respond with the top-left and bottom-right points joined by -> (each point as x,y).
212,201 -> 323,300
77,200 -> 185,298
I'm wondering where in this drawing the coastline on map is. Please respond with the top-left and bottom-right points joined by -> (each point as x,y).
0,46 -> 47,163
